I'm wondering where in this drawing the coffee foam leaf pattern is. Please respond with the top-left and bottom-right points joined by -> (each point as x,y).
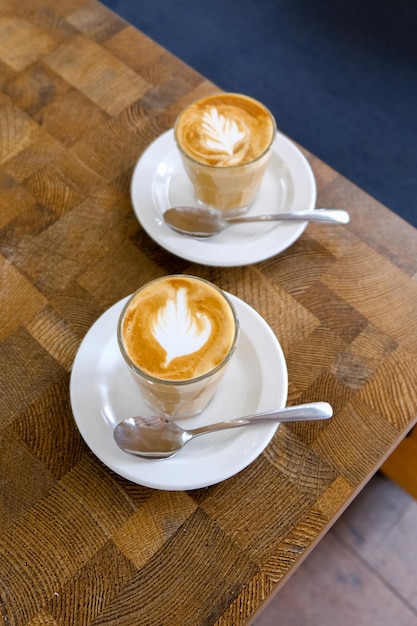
175,94 -> 275,167
121,276 -> 236,380
202,107 -> 247,157
152,287 -> 211,366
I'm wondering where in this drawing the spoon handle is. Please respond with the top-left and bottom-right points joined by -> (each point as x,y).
227,209 -> 350,225
189,402 -> 333,436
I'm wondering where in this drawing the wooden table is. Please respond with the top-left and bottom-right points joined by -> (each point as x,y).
1,1 -> 417,624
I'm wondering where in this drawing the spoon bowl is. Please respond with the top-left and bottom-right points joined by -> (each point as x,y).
163,206 -> 350,238
114,401 -> 333,459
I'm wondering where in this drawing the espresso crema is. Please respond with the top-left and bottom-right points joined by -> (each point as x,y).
119,276 -> 237,381
175,93 -> 276,167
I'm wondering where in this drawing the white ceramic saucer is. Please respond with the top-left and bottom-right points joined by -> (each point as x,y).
70,293 -> 288,490
130,129 -> 316,266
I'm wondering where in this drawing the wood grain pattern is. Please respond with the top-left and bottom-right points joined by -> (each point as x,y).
1,0 -> 417,624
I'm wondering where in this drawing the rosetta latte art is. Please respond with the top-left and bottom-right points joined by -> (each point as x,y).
120,276 -> 237,381
175,93 -> 275,169
152,287 -> 211,366
202,107 -> 247,157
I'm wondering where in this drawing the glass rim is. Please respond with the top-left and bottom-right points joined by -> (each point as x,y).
173,92 -> 277,170
117,275 -> 240,386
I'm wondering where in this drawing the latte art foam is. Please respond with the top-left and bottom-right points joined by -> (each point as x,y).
201,107 -> 248,163
152,287 -> 212,367
120,276 -> 237,381
175,93 -> 275,167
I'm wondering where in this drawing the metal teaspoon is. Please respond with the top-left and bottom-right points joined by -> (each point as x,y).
163,206 -> 350,237
113,401 -> 333,459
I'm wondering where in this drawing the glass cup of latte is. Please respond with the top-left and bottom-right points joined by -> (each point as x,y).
117,275 -> 239,418
174,92 -> 277,216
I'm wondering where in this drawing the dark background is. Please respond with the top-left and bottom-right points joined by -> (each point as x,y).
101,0 -> 417,227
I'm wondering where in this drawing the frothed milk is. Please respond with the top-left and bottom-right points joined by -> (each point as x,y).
175,93 -> 276,214
118,275 -> 239,417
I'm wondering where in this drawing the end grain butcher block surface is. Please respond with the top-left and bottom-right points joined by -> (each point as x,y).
1,1 -> 417,625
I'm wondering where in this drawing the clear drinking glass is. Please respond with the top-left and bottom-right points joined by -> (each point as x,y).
117,275 -> 239,418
